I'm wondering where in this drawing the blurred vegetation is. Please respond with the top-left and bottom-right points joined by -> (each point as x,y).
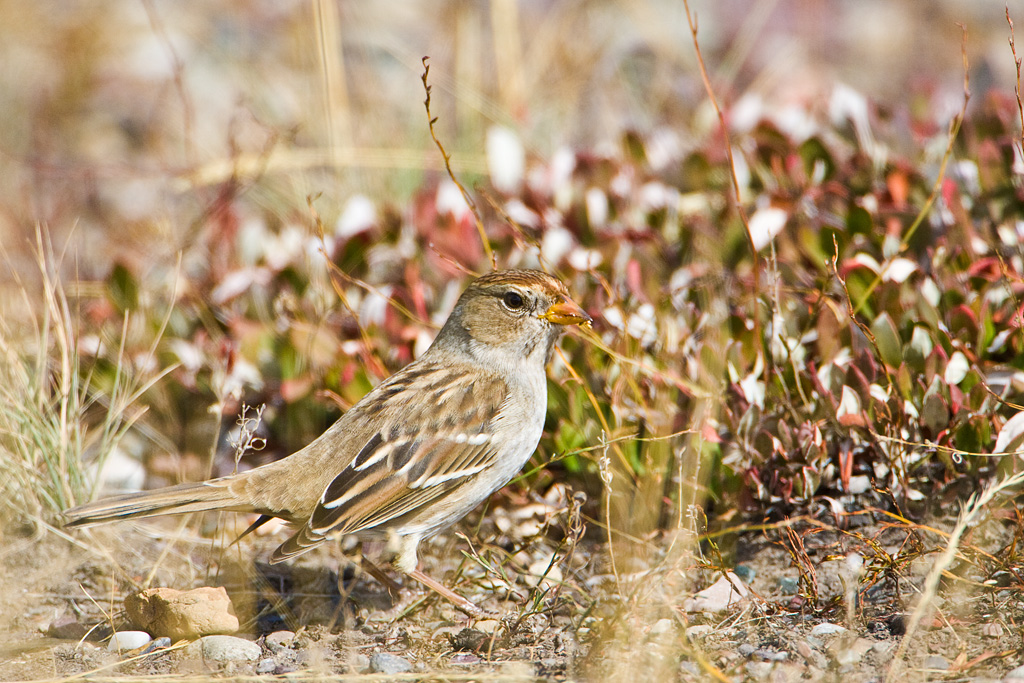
3,2 -> 1024,678
7,59 -> 1024,562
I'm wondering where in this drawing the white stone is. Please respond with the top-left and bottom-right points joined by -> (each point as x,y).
809,622 -> 847,637
525,555 -> 563,588
684,573 -> 749,613
107,630 -> 152,651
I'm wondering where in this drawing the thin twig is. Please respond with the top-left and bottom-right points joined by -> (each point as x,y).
308,198 -> 389,379
679,1 -> 763,363
1008,7 -> 1024,154
829,235 -> 896,396
421,57 -> 497,271
598,431 -> 622,595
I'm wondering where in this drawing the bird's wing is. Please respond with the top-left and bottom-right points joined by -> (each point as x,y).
270,363 -> 509,562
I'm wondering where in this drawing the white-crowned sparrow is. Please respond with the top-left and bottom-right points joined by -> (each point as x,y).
64,269 -> 591,616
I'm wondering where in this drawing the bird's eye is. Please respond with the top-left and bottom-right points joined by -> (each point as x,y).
502,291 -> 525,310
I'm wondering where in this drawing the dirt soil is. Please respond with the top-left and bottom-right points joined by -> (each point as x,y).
1,507 -> 1021,682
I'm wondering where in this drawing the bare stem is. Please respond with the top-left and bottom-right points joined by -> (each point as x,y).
1008,7 -> 1024,154
421,57 -> 496,271
680,1 -> 765,371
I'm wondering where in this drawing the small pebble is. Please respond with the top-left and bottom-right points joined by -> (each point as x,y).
265,630 -> 295,652
1006,664 -> 1024,679
350,653 -> 371,673
107,631 -> 152,652
846,474 -> 871,494
744,661 -> 773,679
738,643 -> 756,656
681,661 -> 701,676
752,648 -> 787,661
126,586 -> 239,641
684,573 -> 749,613
776,577 -> 799,593
450,653 -> 481,666
539,657 -> 561,672
685,624 -> 714,638
923,654 -> 949,671
981,622 -> 1003,637
787,594 -> 808,610
774,662 -> 809,680
828,637 -> 873,666
796,641 -> 828,669
185,635 -> 261,663
649,618 -> 673,636
732,564 -> 755,583
140,637 -> 172,655
369,652 -> 413,674
47,615 -> 89,640
525,556 -> 563,588
810,622 -> 847,637
475,619 -> 501,634
255,658 -> 277,674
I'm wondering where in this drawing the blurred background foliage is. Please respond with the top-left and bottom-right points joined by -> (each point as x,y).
2,0 -> 1024,586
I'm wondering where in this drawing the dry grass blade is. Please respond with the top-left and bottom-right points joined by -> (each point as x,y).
886,469 -> 1024,681
0,230 -> 164,525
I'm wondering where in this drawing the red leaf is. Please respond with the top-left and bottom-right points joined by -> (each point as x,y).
281,375 -> 313,403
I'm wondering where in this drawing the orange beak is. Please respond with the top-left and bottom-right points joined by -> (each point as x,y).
540,298 -> 592,328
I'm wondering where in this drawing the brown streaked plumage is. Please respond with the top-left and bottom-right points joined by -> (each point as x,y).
64,269 -> 590,617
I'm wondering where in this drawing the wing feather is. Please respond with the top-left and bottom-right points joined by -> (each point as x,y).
272,362 -> 509,562
312,435 -> 497,535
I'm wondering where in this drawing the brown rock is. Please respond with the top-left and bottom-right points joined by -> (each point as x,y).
125,586 -> 239,641
47,614 -> 89,640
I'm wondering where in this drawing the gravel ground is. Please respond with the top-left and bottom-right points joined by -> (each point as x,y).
2,502 -> 1021,682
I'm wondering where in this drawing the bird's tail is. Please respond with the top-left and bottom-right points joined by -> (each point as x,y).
63,478 -> 252,528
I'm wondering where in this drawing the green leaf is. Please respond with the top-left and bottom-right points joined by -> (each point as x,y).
107,263 -> 138,313
921,391 -> 948,434
622,130 -> 647,164
798,137 -> 835,181
846,205 -> 873,237
679,152 -> 712,193
953,417 -> 990,459
904,325 -> 933,372
870,312 -> 902,368
554,422 -> 586,455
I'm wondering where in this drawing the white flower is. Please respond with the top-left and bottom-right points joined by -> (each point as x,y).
747,207 -> 788,251
487,126 -> 525,193
335,194 -> 377,239
436,180 -> 471,220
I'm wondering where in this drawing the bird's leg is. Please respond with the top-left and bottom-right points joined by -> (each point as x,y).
393,533 -> 495,619
359,555 -> 403,600
405,567 -> 493,619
